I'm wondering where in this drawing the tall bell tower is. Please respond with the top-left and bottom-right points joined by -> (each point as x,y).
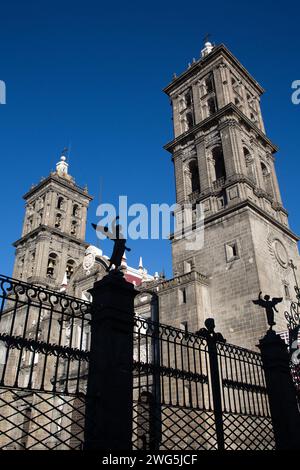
162,41 -> 300,348
12,151 -> 93,289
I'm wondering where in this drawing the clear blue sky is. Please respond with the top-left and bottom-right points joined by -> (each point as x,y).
0,0 -> 299,278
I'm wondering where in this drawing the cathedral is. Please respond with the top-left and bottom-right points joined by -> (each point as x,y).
11,41 -> 300,350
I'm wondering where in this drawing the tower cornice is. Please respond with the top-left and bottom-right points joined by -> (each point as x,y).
23,174 -> 93,202
163,44 -> 264,96
13,225 -> 89,248
171,200 -> 299,243
164,103 -> 278,154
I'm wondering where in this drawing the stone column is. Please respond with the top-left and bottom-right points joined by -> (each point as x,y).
258,330 -> 300,450
219,118 -> 243,180
268,154 -> 283,205
173,149 -> 185,204
80,205 -> 88,240
65,198 -> 73,234
195,134 -> 210,193
84,273 -> 138,450
213,64 -> 227,109
192,83 -> 202,125
172,95 -> 182,138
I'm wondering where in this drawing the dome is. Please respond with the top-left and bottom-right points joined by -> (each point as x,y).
85,245 -> 103,257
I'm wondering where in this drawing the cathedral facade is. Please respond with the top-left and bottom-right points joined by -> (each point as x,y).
11,41 -> 300,350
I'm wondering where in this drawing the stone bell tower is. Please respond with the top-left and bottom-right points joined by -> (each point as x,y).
162,41 -> 300,348
12,151 -> 93,289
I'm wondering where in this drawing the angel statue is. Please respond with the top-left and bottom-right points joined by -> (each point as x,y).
252,292 -> 283,329
92,216 -> 131,273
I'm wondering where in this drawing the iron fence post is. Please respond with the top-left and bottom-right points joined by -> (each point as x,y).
207,336 -> 225,450
150,295 -> 162,450
259,329 -> 300,450
83,273 -> 138,450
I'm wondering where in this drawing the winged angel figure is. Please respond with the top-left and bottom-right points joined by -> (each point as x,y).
252,292 -> 283,329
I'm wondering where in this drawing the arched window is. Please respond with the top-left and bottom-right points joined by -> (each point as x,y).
243,147 -> 256,183
70,221 -> 78,236
212,146 -> 226,181
185,160 -> 200,195
72,204 -> 80,217
186,112 -> 194,130
66,260 -> 75,280
205,75 -> 214,94
47,253 -> 57,278
207,97 -> 217,116
184,90 -> 192,108
57,197 -> 64,210
261,162 -> 268,177
55,213 -> 62,228
38,210 -> 43,226
261,162 -> 273,197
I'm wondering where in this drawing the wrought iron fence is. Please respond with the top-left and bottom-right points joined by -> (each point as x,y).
132,316 -> 275,450
0,275 -> 282,450
0,275 -> 90,449
284,263 -> 300,399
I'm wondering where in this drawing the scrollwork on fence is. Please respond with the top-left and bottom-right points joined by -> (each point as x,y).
0,333 -> 90,362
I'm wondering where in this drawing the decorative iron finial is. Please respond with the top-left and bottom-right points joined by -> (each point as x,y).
252,292 -> 283,329
196,318 -> 226,343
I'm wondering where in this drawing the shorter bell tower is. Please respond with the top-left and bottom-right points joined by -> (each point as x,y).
12,151 -> 93,289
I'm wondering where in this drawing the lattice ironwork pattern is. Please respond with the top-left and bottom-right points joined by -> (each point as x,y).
0,388 -> 85,449
133,316 -> 213,410
223,413 -> 275,450
133,315 -> 275,450
0,275 -> 279,451
0,276 -> 90,450
216,341 -> 271,418
132,401 -> 217,450
0,275 -> 90,394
